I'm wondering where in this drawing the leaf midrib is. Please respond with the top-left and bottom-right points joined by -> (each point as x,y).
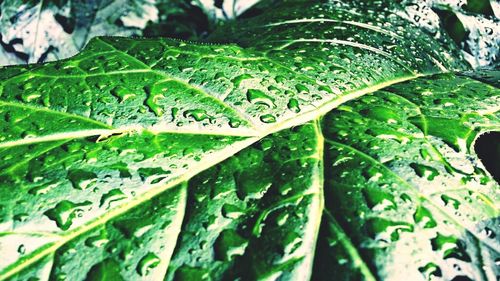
0,26 -> 450,279
0,136 -> 259,280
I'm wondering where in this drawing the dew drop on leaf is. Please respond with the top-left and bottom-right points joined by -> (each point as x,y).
85,233 -> 109,248
67,169 -> 97,190
413,205 -> 437,229
276,212 -> 289,226
246,89 -> 275,108
17,244 -> 25,255
418,262 -> 442,279
259,114 -> 276,123
111,86 -> 136,102
228,118 -> 241,128
183,109 -> 210,122
287,98 -> 301,113
99,188 -> 127,209
221,204 -> 243,219
232,73 -> 253,87
44,200 -> 92,230
214,229 -> 248,261
137,252 -> 161,276
410,163 -> 439,180
481,227 -> 496,239
440,194 -> 461,210
144,85 -> 164,117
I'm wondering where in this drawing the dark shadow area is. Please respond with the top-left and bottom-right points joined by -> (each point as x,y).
433,8 -> 467,46
464,0 -> 495,17
143,1 -> 210,40
474,131 -> 500,184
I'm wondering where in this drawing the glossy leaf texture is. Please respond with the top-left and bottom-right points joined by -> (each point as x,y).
0,0 -> 499,280
315,72 -> 499,281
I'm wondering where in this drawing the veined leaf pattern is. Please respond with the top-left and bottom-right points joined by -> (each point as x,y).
0,0 -> 498,280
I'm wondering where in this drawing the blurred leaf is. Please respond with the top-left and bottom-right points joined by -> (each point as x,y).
398,0 -> 500,67
0,0 -> 249,65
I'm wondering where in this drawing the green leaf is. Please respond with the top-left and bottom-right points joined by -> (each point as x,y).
315,72 -> 499,281
0,0 -> 498,280
166,122 -> 324,280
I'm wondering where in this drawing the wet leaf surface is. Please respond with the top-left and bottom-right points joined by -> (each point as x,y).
0,0 -> 498,280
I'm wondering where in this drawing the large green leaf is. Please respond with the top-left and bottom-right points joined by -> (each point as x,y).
0,0 -> 498,280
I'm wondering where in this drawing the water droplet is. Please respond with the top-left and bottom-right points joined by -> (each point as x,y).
367,218 -> 414,242
111,86 -> 136,102
13,213 -> 29,222
138,167 -> 171,184
283,233 -> 302,256
221,204 -> 243,219
144,85 -> 164,117
431,233 -> 471,261
29,182 -> 59,195
85,233 -> 109,248
214,229 -> 248,261
44,200 -> 92,230
183,109 -> 211,122
100,189 -> 127,209
137,252 -> 161,276
413,205 -> 437,228
276,212 -> 289,226
482,227 -> 496,239
17,244 -> 26,255
410,163 -> 439,180
279,184 -> 292,196
259,114 -> 276,123
113,217 -> 154,238
295,84 -> 309,93
440,195 -> 461,210
214,72 -> 225,80
228,118 -> 241,128
287,98 -> 301,113
246,89 -> 275,107
67,169 -> 97,190
419,148 -> 434,161
363,166 -> 383,182
22,92 -> 41,103
232,74 -> 253,87
362,188 -> 396,211
418,262 -> 442,279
